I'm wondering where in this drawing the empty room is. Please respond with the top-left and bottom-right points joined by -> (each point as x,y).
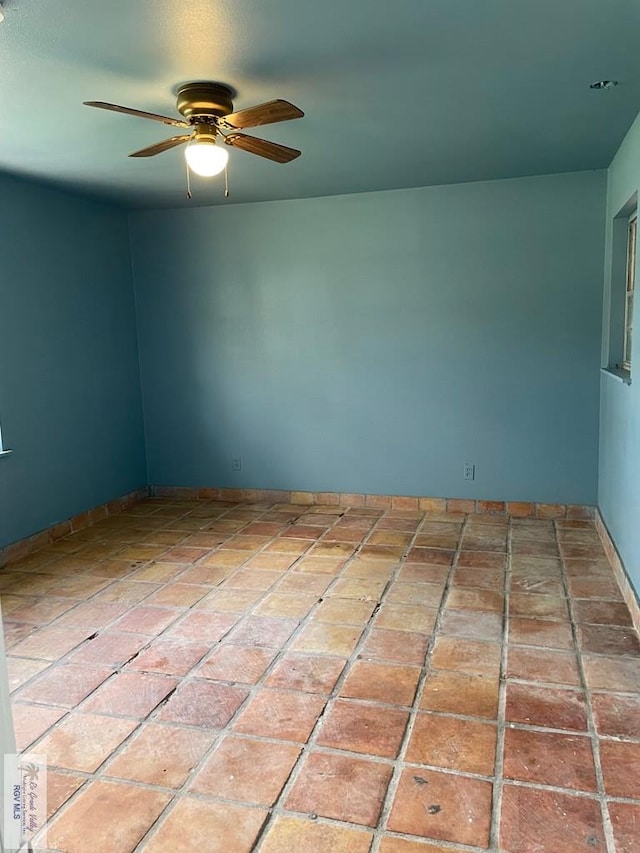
0,1 -> 639,852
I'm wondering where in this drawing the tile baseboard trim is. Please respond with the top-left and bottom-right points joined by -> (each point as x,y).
0,487 -> 147,569
595,509 -> 640,636
149,485 -> 594,520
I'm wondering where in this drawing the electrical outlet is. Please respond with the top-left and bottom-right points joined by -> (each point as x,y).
463,462 -> 475,481
231,456 -> 242,471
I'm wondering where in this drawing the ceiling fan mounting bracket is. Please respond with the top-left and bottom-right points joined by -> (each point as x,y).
177,83 -> 234,119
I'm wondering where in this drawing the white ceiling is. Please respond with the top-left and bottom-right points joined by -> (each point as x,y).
0,0 -> 639,209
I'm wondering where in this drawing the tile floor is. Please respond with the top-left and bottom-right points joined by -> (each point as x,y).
1,497 -> 639,852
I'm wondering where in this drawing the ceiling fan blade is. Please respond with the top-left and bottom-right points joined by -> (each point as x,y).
225,133 -> 301,163
221,99 -> 304,130
129,136 -> 191,158
84,101 -> 190,129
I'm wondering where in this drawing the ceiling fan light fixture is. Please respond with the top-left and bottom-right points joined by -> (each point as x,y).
184,138 -> 229,177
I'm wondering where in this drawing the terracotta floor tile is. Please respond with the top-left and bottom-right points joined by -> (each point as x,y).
568,576 -> 623,599
113,605 -> 178,635
609,802 -> 640,853
156,679 -> 249,728
511,556 -> 562,575
196,644 -> 277,683
314,597 -> 376,625
573,599 -> 633,626
369,530 -> 413,547
94,580 -> 159,605
8,597 -> 77,625
414,533 -> 460,550
577,623 -> 640,656
191,735 -> 300,804
385,582 -> 444,607
499,783 -> 605,852
509,592 -> 569,620
265,653 -> 346,693
126,638 -> 210,676
452,567 -> 505,591
12,702 -> 65,750
510,575 -> 564,596
374,604 -> 438,633
49,600 -> 130,631
197,588 -> 264,612
507,646 -> 581,686
591,692 -> 640,738
387,767 -> 492,847
504,728 -> 596,791
144,581 -> 209,608
406,547 -> 454,565
46,779 -> 171,853
81,671 -> 177,717
293,556 -> 347,574
316,698 -> 409,758
10,626 -> 93,661
292,622 -> 363,657
508,616 -> 574,649
130,561 -> 186,583
396,564 -> 450,584
226,615 -> 299,648
104,722 -> 211,787
407,712 -> 496,775
164,609 -> 240,642
254,592 -> 319,619
599,740 -> 640,798
420,671 -> 499,718
361,628 -> 430,664
232,688 -> 326,742
340,660 -> 421,706
378,838 -> 467,853
178,563 -> 235,585
6,656 -> 50,692
266,537 -> 313,555
285,749 -> 393,826
259,815 -> 372,853
223,569 -> 282,591
343,557 -> 398,579
440,609 -> 503,642
45,770 -> 86,820
16,663 -> 110,708
582,654 -> 640,691
506,682 -> 588,731
200,550 -> 249,569
431,637 -> 501,678
67,632 -> 151,670
277,572 -> 333,595
457,551 -> 507,570
37,712 -> 137,772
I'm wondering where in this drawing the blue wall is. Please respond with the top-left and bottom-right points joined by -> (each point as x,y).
130,170 -> 605,504
599,111 -> 640,596
0,173 -> 146,549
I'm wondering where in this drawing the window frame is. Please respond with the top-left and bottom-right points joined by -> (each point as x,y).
622,213 -> 636,373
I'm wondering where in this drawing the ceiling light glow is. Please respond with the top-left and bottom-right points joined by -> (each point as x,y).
184,139 -> 229,177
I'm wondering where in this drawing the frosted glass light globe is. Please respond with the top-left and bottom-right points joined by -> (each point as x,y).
185,141 -> 228,177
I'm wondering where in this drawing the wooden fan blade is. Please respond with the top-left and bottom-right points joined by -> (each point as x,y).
225,133 -> 301,163
221,99 -> 304,130
84,101 -> 190,129
129,136 -> 191,158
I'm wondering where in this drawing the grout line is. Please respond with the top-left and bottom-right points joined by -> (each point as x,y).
488,513 -> 511,849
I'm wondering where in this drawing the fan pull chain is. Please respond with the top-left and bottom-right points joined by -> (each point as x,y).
224,163 -> 230,198
185,158 -> 192,200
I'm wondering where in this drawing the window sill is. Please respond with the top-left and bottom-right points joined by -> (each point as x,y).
601,367 -> 632,385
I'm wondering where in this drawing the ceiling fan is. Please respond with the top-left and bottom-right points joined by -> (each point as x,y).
84,82 -> 303,178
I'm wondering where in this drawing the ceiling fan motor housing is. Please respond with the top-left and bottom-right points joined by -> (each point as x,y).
177,83 -> 234,120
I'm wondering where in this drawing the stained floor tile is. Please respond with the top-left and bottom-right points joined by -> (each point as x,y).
387,767 -> 492,847
499,784 -> 605,852
285,749 -> 393,825
503,728 -> 597,791
232,688 -> 326,742
259,815 -> 373,853
191,735 -> 300,804
316,698 -> 409,758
